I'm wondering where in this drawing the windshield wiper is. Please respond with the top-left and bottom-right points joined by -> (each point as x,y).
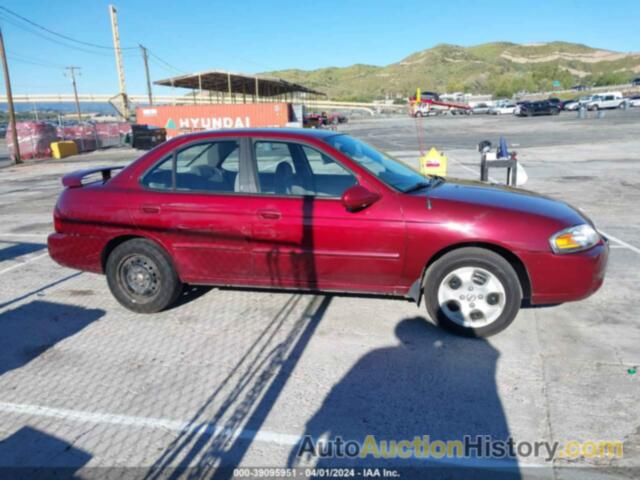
403,176 -> 445,194
402,181 -> 431,193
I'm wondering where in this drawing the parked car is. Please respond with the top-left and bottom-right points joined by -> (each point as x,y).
563,96 -> 591,111
327,112 -> 348,124
516,100 -> 560,116
488,102 -> 517,115
303,112 -> 328,128
627,95 -> 640,107
632,78 -> 640,87
586,92 -> 625,110
547,97 -> 564,110
571,85 -> 588,91
48,129 -> 609,337
471,103 -> 491,114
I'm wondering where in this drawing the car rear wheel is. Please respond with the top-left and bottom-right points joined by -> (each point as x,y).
106,238 -> 183,313
423,248 -> 522,337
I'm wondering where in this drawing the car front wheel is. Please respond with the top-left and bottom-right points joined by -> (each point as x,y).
106,238 -> 183,313
423,248 -> 522,337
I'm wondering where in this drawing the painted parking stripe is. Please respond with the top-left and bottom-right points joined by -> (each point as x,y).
0,252 -> 50,276
600,231 -> 640,255
0,400 -> 300,447
0,401 -> 527,471
0,233 -> 49,238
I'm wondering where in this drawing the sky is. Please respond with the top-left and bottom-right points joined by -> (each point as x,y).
1,0 -> 639,96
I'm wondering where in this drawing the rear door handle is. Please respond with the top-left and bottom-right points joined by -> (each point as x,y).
141,205 -> 160,214
257,209 -> 281,220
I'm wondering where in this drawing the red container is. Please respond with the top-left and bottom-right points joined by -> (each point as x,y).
136,103 -> 290,138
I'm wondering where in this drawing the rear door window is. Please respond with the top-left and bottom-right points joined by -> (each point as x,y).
142,140 -> 240,193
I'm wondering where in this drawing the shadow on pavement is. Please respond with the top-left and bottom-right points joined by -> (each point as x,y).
0,241 -> 46,263
287,317 -> 520,479
0,426 -> 92,478
0,300 -> 104,376
146,294 -> 332,480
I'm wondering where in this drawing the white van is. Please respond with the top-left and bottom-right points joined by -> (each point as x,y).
587,92 -> 625,110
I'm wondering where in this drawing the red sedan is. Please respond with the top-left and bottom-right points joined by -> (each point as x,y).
48,129 -> 608,337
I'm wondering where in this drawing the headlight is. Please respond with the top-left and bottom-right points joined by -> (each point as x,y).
549,224 -> 600,254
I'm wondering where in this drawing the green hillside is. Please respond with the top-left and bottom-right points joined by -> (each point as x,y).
262,42 -> 640,101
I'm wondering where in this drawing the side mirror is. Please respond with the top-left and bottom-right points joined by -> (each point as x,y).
341,185 -> 380,212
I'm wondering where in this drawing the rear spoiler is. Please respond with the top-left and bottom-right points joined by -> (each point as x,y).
62,166 -> 125,188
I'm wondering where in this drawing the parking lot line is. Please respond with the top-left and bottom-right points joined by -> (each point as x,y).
600,231 -> 640,255
0,400 -> 301,447
0,252 -> 50,276
0,233 -> 49,238
0,401 -> 524,470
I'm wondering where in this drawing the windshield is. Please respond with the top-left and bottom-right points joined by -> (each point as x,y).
326,134 -> 431,192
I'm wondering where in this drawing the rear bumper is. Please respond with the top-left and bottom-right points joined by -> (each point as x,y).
48,233 -> 106,274
523,240 -> 609,305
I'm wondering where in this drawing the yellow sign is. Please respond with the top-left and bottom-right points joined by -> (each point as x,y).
419,147 -> 447,176
416,88 -> 421,103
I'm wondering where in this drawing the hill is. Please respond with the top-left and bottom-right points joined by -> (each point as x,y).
261,41 -> 640,101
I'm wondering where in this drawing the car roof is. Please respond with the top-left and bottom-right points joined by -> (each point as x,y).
173,128 -> 342,142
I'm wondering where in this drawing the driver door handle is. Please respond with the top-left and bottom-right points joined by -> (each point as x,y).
257,209 -> 281,220
141,204 -> 160,214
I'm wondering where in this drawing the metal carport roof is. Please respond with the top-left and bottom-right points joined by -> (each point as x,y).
154,70 -> 325,97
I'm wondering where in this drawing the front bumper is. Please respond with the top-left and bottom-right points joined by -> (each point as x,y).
522,240 -> 609,305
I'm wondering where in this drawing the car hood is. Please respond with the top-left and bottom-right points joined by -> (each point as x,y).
422,178 -> 588,225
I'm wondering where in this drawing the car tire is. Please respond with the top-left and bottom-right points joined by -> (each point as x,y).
423,247 -> 522,337
106,238 -> 183,313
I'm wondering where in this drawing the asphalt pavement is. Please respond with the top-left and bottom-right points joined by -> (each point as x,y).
0,110 -> 638,479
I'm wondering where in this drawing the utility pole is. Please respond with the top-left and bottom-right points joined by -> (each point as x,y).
109,4 -> 129,119
139,44 -> 153,105
0,27 -> 21,164
65,66 -> 84,151
64,66 -> 82,122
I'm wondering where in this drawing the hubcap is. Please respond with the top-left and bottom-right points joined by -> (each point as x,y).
437,267 -> 506,328
119,254 -> 160,301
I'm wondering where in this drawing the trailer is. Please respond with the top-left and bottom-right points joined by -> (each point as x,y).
409,96 -> 472,116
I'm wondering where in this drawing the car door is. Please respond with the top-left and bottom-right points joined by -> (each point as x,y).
244,138 -> 406,293
130,137 -> 257,284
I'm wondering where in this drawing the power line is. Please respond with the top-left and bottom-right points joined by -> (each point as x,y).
7,50 -> 65,69
0,13 -> 116,57
145,48 -> 185,74
0,6 -> 136,50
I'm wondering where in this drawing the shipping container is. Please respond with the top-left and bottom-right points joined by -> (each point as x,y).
135,103 -> 291,138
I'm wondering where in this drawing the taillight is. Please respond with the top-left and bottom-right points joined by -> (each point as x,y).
54,208 -> 63,233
